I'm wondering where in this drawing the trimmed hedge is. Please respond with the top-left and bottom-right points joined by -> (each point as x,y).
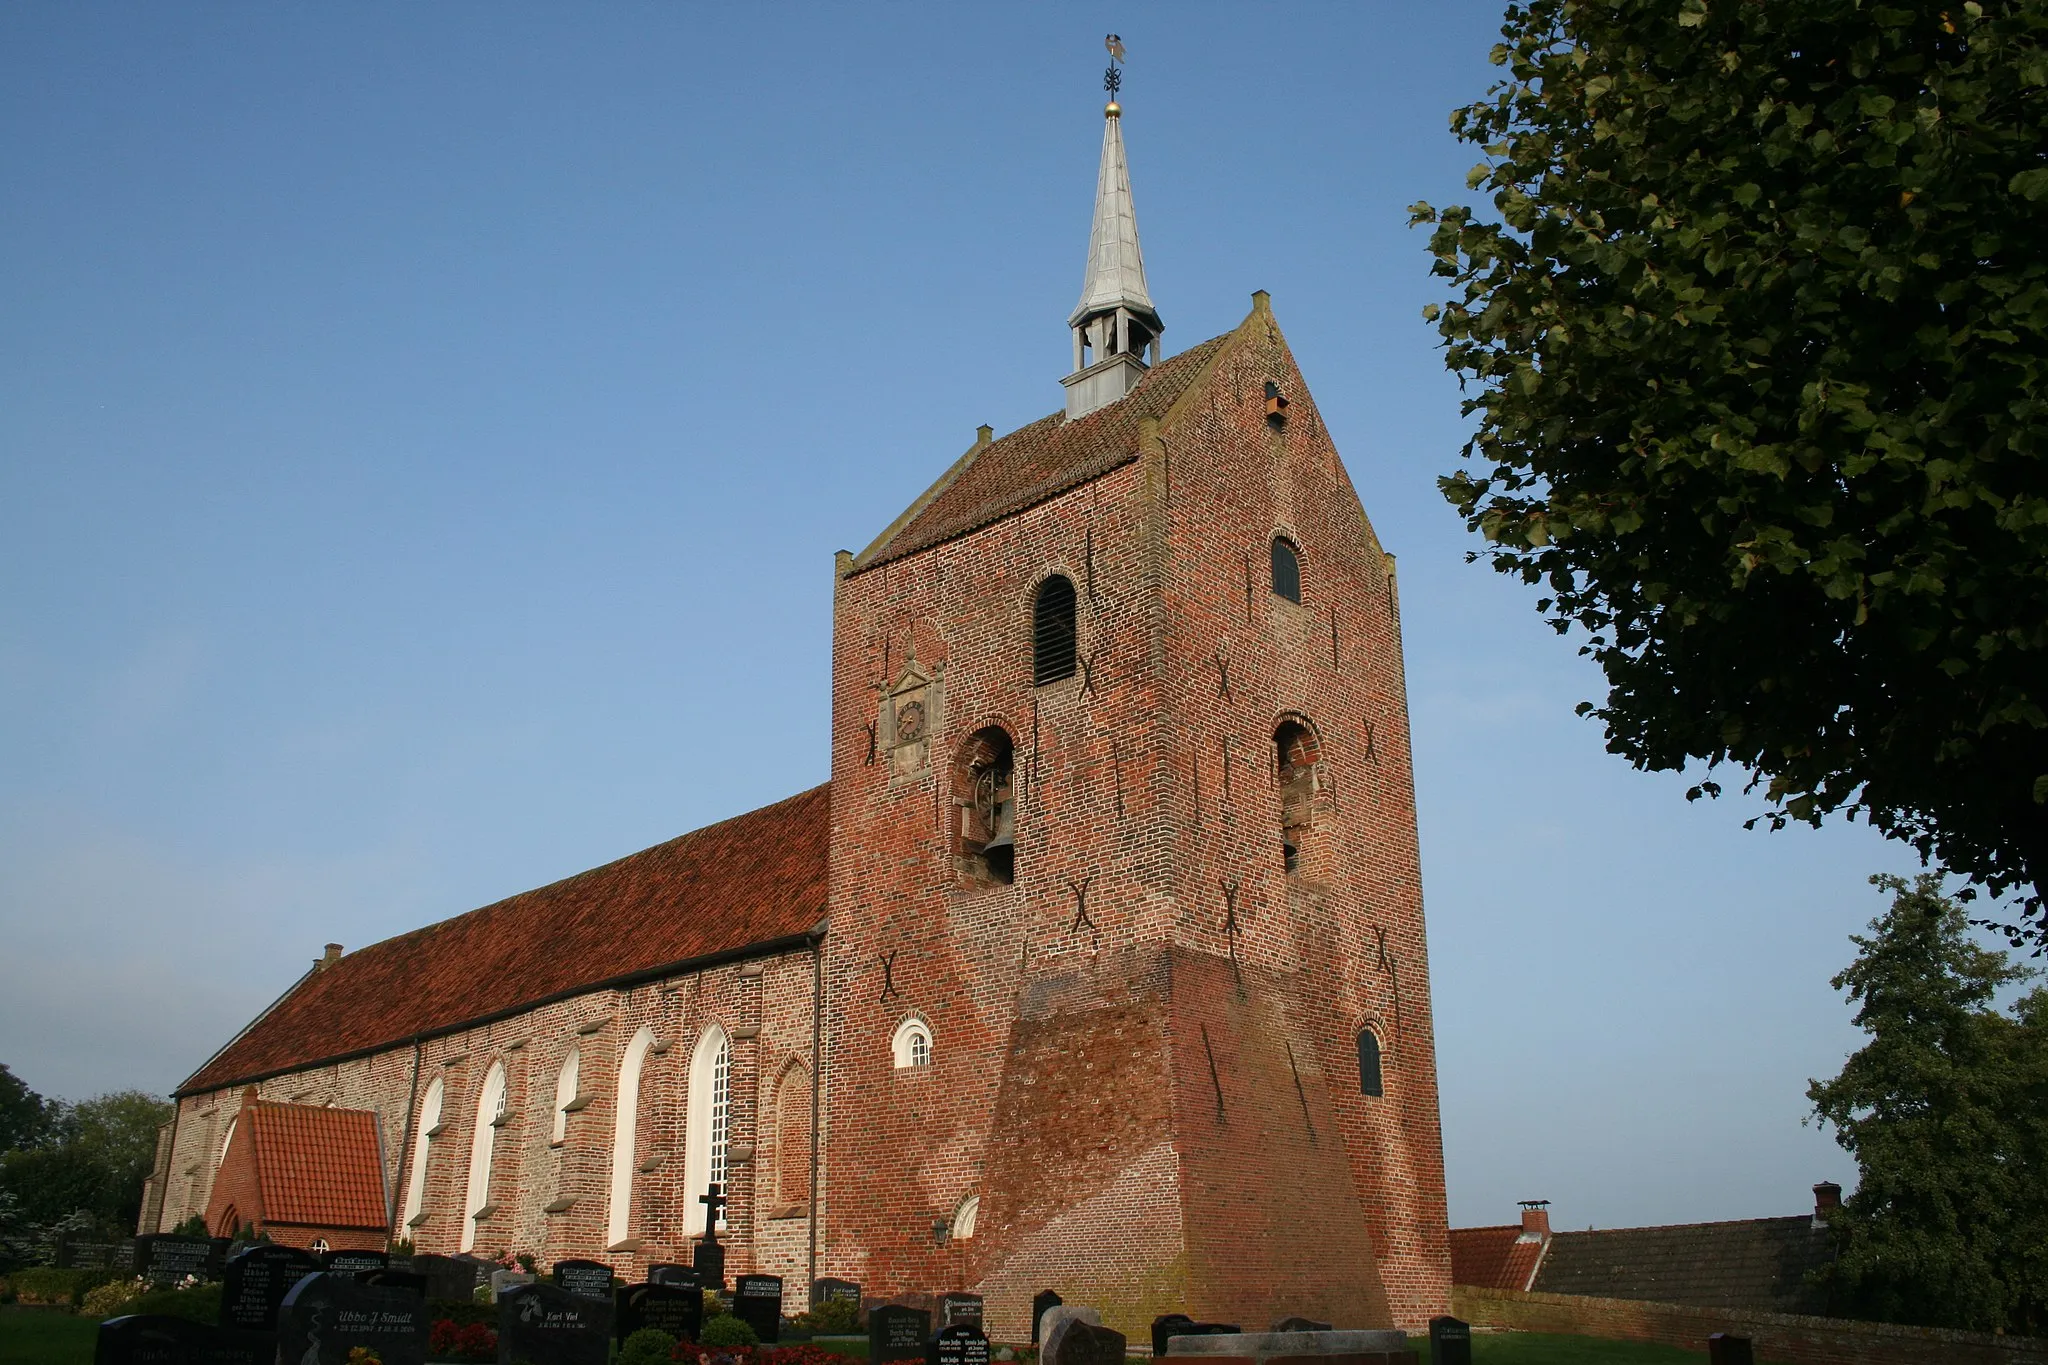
8,1268 -> 91,1305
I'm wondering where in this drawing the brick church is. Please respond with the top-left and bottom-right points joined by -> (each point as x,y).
142,84 -> 1454,1338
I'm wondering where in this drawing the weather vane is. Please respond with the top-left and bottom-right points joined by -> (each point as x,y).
1103,33 -> 1125,100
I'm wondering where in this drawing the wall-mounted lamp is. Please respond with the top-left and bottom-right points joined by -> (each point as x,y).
932,1218 -> 952,1247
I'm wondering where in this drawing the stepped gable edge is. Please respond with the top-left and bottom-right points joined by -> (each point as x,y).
178,784 -> 830,1096
850,331 -> 1232,572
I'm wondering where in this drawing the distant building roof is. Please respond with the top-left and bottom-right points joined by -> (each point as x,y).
1449,1224 -> 1547,1293
179,785 -> 829,1095
1533,1215 -> 1835,1315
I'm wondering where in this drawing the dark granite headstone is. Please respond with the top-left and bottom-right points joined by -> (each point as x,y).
361,1268 -> 426,1298
814,1276 -> 861,1307
218,1243 -> 320,1331
321,1248 -> 388,1277
499,1280 -> 614,1365
692,1237 -> 726,1291
552,1258 -> 615,1301
1032,1291 -> 1063,1344
735,1273 -> 784,1343
1428,1315 -> 1472,1365
938,1293 -> 984,1330
929,1322 -> 991,1365
413,1252 -> 482,1302
1270,1316 -> 1332,1333
616,1282 -> 704,1345
648,1263 -> 701,1290
134,1234 -> 217,1286
1151,1315 -> 1196,1358
1043,1319 -> 1126,1365
275,1271 -> 428,1365
1708,1334 -> 1756,1365
61,1235 -> 132,1270
870,1304 -> 932,1364
94,1315 -> 273,1365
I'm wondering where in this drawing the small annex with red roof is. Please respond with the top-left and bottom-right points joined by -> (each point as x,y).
202,1091 -> 390,1253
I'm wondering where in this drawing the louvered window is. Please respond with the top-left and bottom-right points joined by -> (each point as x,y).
1358,1027 -> 1385,1097
1272,537 -> 1302,603
1033,574 -> 1078,685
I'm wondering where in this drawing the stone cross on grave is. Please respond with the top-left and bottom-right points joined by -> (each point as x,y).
698,1184 -> 727,1243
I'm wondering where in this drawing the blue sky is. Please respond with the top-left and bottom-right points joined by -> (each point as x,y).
0,4 -> 1961,1231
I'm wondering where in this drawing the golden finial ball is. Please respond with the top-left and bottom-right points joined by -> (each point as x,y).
1105,101 -> 1121,117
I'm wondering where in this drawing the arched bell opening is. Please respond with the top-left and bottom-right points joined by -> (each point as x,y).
953,726 -> 1016,886
1274,718 -> 1322,876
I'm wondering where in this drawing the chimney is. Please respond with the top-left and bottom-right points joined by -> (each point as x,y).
317,943 -> 343,970
1517,1199 -> 1551,1242
1813,1181 -> 1842,1226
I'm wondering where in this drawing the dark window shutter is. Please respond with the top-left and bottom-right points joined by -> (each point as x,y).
1271,538 -> 1302,603
1358,1028 -> 1384,1097
1033,575 -> 1078,685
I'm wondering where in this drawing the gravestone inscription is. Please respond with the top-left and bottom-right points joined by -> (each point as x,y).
735,1273 -> 785,1343
648,1263 -> 701,1290
499,1280 -> 613,1365
1031,1291 -> 1063,1344
869,1304 -> 931,1364
321,1248 -> 387,1277
275,1272 -> 427,1365
813,1276 -> 861,1308
929,1322 -> 991,1365
552,1258 -> 614,1301
134,1234 -> 217,1286
617,1282 -> 703,1346
491,1268 -> 537,1300
218,1243 -> 320,1331
94,1314 -> 274,1365
1428,1315 -> 1472,1365
938,1293 -> 984,1330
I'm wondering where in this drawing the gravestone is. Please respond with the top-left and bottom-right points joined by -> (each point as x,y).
1043,1316 -> 1125,1365
1032,1291 -> 1063,1344
1708,1334 -> 1755,1365
491,1267 -> 537,1300
1428,1315 -> 1472,1365
61,1234 -> 131,1271
648,1263 -> 701,1290
870,1303 -> 932,1364
321,1248 -> 387,1277
930,1322 -> 991,1365
617,1282 -> 704,1346
218,1243 -> 320,1331
412,1252 -> 480,1302
499,1280 -> 614,1365
939,1293 -> 984,1330
552,1258 -> 614,1301
134,1234 -> 217,1286
1151,1315 -> 1196,1358
692,1238 -> 726,1291
813,1276 -> 861,1310
275,1272 -> 428,1365
1270,1317 -> 1332,1334
735,1273 -> 785,1343
361,1267 -> 427,1298
94,1314 -> 274,1365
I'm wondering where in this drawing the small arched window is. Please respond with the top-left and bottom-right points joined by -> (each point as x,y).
953,1194 -> 980,1241
1032,574 -> 1078,685
551,1049 -> 580,1146
1358,1027 -> 1385,1098
1272,537 -> 1302,603
892,1018 -> 933,1070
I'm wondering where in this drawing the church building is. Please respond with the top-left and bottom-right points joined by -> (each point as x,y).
142,82 -> 1454,1338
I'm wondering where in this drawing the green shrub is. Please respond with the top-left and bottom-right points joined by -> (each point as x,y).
117,1280 -> 221,1323
620,1327 -> 679,1365
81,1277 -> 146,1316
702,1288 -> 728,1318
798,1295 -> 860,1333
426,1296 -> 496,1326
167,1214 -> 209,1239
699,1312 -> 759,1347
9,1267 -> 89,1305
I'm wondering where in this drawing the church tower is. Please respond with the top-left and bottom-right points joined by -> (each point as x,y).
822,71 -> 1450,1337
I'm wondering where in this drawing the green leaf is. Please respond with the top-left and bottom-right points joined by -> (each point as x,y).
2009,168 -> 2048,202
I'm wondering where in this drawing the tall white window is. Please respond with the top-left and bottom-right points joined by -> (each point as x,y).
606,1027 -> 656,1249
551,1049 -> 580,1146
400,1077 -> 443,1234
682,1024 -> 732,1236
892,1018 -> 933,1069
460,1063 -> 505,1252
217,1116 -> 238,1168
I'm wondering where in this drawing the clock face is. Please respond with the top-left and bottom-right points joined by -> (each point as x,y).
896,699 -> 926,743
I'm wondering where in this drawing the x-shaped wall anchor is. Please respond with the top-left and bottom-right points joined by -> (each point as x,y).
1078,644 -> 1105,698
878,951 -> 900,1002
863,720 -> 877,766
1214,647 -> 1232,698
1362,718 -> 1379,763
1067,874 -> 1097,936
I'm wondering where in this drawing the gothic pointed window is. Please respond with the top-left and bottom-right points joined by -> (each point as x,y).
774,1061 -> 812,1209
551,1049 -> 580,1146
1272,536 -> 1302,603
1033,574 -> 1078,685
461,1063 -> 505,1251
683,1025 -> 732,1236
400,1077 -> 442,1233
606,1027 -> 655,1248
1358,1027 -> 1385,1098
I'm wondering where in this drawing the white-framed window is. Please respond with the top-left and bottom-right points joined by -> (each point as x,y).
683,1024 -> 733,1236
217,1116 -> 238,1169
461,1062 -> 505,1252
311,1238 -> 330,1256
399,1076 -> 443,1233
551,1048 -> 580,1146
891,1018 -> 933,1070
606,1027 -> 656,1249
952,1194 -> 980,1241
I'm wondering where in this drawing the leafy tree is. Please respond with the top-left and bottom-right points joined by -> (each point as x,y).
1808,873 -> 2048,1332
0,1064 -> 55,1153
0,1088 -> 169,1235
1413,0 -> 2048,939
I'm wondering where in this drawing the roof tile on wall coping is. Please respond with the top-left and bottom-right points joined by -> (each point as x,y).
850,330 -> 1235,573
1449,1225 -> 1546,1293
1532,1216 -> 1836,1315
248,1103 -> 389,1229
179,785 -> 829,1096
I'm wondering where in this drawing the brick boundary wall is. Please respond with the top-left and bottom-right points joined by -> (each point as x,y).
1451,1286 -> 2048,1365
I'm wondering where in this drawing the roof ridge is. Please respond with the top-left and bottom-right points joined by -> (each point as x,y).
852,430 -> 995,569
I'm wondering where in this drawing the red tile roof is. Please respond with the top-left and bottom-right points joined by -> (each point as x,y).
853,333 -> 1234,571
180,786 -> 830,1094
1449,1225 -> 1546,1292
249,1103 -> 389,1230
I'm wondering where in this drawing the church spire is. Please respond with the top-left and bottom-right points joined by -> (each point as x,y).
1062,42 -> 1163,420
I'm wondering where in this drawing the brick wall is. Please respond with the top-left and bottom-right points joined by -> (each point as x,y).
1453,1287 -> 2048,1365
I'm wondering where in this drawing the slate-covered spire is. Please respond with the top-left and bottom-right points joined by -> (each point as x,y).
1062,95 -> 1164,420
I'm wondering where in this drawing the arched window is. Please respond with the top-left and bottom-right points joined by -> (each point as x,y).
461,1063 -> 505,1251
952,727 -> 1016,885
606,1027 -> 656,1249
953,1194 -> 980,1241
1358,1027 -> 1385,1098
551,1049 -> 580,1146
1274,719 -> 1321,873
400,1076 -> 443,1233
1271,536 -> 1302,603
682,1025 -> 733,1236
892,1018 -> 933,1070
1032,574 -> 1078,685
311,1237 -> 330,1256
217,1116 -> 237,1169
774,1062 -> 813,1208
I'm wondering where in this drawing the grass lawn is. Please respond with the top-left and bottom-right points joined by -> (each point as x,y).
0,1307 -> 97,1365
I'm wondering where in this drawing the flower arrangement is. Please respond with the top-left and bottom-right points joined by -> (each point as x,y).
345,1349 -> 383,1365
430,1318 -> 499,1361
